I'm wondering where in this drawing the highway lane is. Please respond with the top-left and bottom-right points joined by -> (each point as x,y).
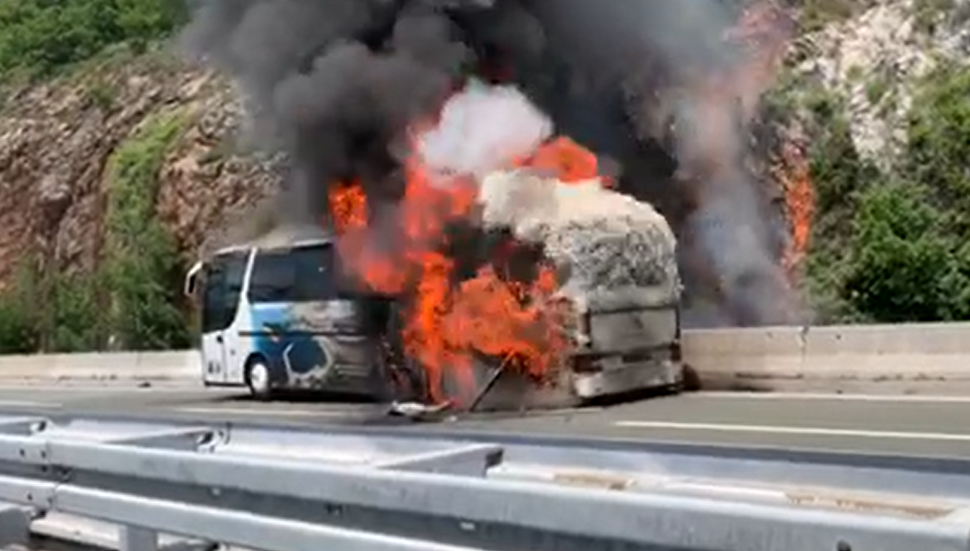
1,384 -> 970,457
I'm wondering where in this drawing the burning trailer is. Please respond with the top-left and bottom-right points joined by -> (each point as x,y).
466,169 -> 683,410
319,84 -> 685,412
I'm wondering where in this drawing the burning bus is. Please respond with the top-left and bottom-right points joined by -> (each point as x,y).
176,0 -> 797,411
183,228 -> 684,410
183,126 -> 686,410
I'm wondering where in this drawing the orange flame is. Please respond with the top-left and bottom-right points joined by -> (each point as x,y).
328,180 -> 368,233
779,141 -> 815,277
514,136 -> 607,185
328,123 -> 603,404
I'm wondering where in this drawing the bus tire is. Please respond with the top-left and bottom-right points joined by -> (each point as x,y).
245,356 -> 274,401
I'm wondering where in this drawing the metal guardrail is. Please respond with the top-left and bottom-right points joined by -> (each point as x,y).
0,414 -> 969,550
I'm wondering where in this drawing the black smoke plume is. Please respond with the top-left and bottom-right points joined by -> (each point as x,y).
177,0 -> 800,327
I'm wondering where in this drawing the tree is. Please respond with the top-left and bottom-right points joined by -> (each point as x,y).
0,0 -> 187,77
842,182 -> 970,322
800,63 -> 970,324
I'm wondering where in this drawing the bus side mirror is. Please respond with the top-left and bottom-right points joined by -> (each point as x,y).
184,261 -> 203,297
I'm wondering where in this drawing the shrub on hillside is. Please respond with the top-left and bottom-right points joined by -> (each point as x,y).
842,182 -> 970,322
103,109 -> 193,351
802,62 -> 970,324
905,61 -> 970,234
0,259 -> 42,354
0,0 -> 187,77
0,295 -> 38,354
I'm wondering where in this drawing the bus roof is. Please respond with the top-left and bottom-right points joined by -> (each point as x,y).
211,224 -> 335,256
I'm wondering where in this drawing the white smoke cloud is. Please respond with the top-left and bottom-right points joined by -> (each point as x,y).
416,79 -> 553,182
478,169 -> 679,310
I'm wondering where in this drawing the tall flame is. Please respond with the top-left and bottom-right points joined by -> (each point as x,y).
514,136 -> 605,185
779,141 -> 815,279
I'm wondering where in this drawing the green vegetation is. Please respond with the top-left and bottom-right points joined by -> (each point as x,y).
0,0 -> 187,79
842,182 -> 969,322
798,0 -> 856,33
86,79 -> 117,111
102,110 -> 194,350
803,62 -> 970,323
0,262 -> 41,354
0,110 -> 194,354
912,0 -> 955,34
864,73 -> 891,105
800,99 -> 875,322
0,0 -> 192,353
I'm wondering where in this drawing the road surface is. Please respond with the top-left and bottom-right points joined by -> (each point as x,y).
0,383 -> 969,457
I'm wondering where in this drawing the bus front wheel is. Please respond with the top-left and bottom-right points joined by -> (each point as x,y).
245,357 -> 274,401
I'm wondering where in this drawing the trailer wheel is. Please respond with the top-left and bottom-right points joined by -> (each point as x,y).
680,363 -> 701,392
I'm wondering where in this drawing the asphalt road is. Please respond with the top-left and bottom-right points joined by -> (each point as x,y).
1,383 -> 970,457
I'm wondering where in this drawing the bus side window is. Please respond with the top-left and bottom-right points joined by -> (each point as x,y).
248,244 -> 339,303
248,251 -> 294,303
223,253 -> 248,323
201,253 -> 248,332
201,263 -> 228,333
292,244 -> 336,301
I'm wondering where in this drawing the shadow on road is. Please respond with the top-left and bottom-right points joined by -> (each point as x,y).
220,389 -> 379,405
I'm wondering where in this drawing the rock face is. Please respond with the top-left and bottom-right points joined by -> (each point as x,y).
0,50 -> 280,291
791,0 -> 970,163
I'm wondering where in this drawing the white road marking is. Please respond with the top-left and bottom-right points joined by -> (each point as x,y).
689,392 -> 970,403
614,420 -> 970,442
0,399 -> 60,408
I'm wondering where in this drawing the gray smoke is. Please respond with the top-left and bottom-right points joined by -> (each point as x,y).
177,0 -> 799,327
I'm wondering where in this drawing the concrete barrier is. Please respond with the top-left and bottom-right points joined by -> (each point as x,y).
682,322 -> 970,393
0,322 -> 968,394
0,350 -> 199,384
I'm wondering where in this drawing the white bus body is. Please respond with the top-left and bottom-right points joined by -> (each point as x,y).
183,227 -> 404,400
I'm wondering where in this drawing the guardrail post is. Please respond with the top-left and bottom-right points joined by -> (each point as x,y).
119,525 -> 158,551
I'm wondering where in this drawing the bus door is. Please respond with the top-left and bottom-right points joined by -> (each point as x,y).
200,250 -> 250,384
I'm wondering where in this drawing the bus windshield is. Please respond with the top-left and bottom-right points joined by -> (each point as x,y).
248,243 -> 339,303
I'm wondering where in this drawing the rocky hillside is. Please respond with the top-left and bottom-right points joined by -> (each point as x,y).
0,0 -> 968,353
777,0 -> 970,322
790,0 -> 970,162
0,50 -> 278,289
